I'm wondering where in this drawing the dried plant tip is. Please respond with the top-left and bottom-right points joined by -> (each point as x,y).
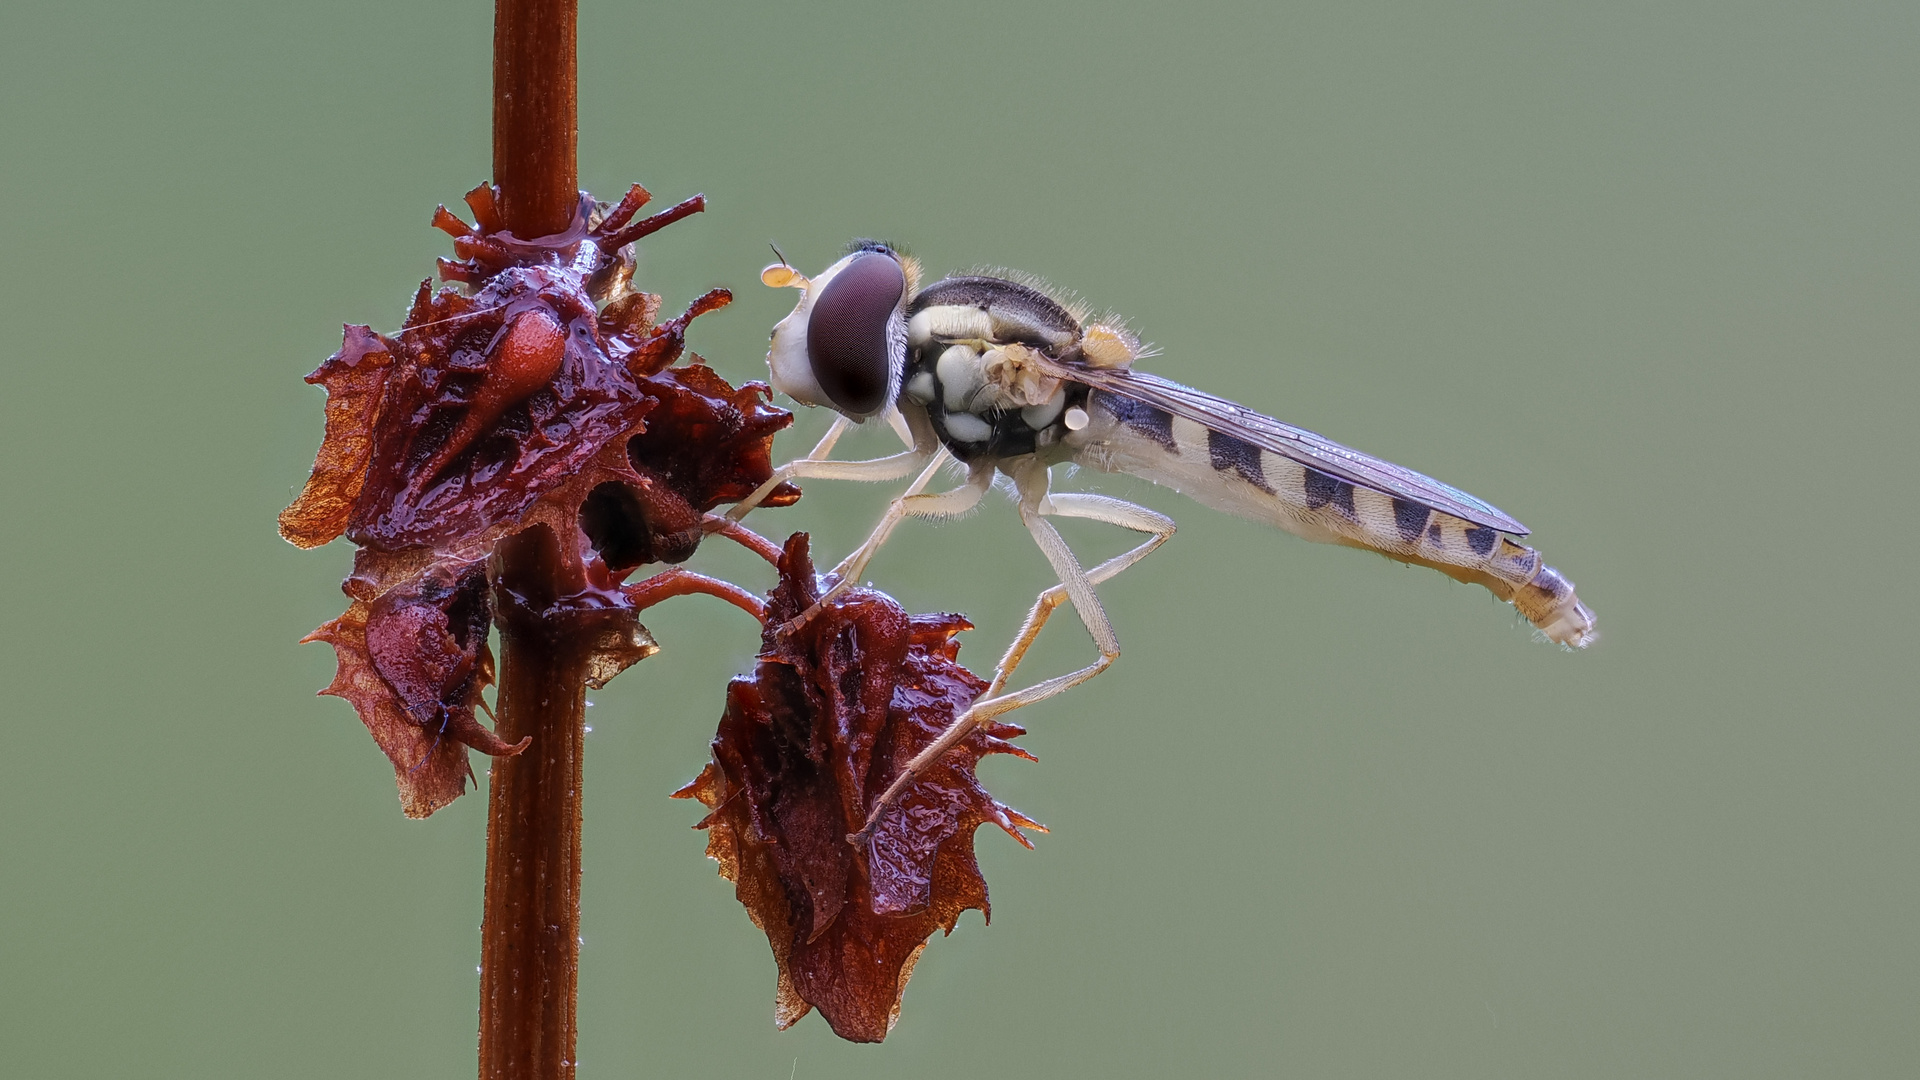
463,182 -> 504,234
596,182 -> 653,234
431,205 -> 476,239
601,193 -> 706,252
675,534 -> 1040,1042
619,289 -> 733,377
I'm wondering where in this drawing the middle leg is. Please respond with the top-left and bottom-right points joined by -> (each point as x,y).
776,451 -> 990,637
850,472 -> 1176,844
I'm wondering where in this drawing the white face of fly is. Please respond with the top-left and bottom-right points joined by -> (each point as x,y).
764,245 -> 910,420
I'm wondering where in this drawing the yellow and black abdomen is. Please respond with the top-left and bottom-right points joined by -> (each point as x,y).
1067,390 -> 1597,647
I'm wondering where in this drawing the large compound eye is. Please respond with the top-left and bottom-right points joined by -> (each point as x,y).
806,252 -> 904,415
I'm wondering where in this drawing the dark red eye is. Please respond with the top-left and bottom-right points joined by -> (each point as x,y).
807,252 -> 904,416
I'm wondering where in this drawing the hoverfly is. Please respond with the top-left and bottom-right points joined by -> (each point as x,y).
729,242 -> 1595,840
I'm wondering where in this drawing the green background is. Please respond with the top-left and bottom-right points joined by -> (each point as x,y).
3,1 -> 1916,1076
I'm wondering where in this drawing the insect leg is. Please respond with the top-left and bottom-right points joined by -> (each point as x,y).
981,493 -> 1176,698
1014,470 -> 1119,657
823,450 -> 970,582
725,413 -> 932,523
778,451 -> 987,635
849,484 -> 1176,846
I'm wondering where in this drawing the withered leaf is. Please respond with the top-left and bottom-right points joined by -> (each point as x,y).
675,534 -> 1041,1042
305,549 -> 525,818
279,326 -> 393,549
628,363 -> 800,515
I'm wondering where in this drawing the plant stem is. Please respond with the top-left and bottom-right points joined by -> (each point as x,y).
493,0 -> 578,239
481,531 -> 589,1078
479,2 -> 582,1077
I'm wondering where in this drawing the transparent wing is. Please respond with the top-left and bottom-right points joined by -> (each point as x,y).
1043,359 -> 1529,535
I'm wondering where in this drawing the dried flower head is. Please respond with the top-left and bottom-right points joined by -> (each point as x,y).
675,534 -> 1042,1042
285,182 -> 797,815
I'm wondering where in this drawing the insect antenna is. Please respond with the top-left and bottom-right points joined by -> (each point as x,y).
760,243 -> 809,289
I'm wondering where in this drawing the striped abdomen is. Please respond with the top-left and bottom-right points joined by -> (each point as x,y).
1063,391 -> 1596,646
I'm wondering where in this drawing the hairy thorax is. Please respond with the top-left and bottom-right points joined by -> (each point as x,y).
902,277 -> 1101,464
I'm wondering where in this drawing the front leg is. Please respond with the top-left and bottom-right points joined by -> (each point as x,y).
726,413 -> 932,522
824,450 -> 981,587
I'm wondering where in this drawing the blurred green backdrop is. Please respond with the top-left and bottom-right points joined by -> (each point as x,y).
3,1 -> 1917,1076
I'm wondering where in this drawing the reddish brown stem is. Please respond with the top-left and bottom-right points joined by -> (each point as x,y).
480,533 -> 587,1080
480,3 -> 582,1078
493,0 -> 578,239
481,529 -> 589,1080
703,515 -> 785,566
624,567 -> 768,622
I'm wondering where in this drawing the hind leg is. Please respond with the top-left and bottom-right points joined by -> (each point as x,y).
980,492 -> 1176,698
